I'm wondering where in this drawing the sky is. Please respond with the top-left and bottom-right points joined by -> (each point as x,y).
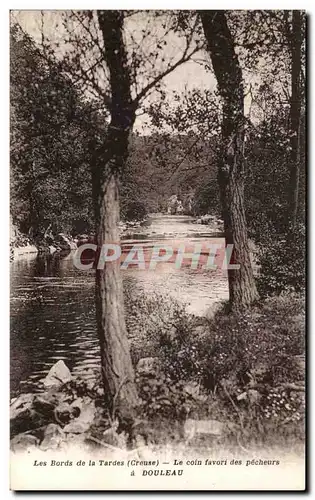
12,10 -> 258,133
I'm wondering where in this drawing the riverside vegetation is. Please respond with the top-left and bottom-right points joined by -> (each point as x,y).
11,290 -> 305,454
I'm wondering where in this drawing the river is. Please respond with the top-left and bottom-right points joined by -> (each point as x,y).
10,214 -> 228,396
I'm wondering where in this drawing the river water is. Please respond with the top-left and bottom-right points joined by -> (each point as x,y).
10,214 -> 227,396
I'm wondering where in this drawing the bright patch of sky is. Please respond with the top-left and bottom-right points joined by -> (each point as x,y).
12,10 -> 258,134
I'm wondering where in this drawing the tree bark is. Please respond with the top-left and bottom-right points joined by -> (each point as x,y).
288,10 -> 302,229
200,11 -> 259,309
92,11 -> 138,413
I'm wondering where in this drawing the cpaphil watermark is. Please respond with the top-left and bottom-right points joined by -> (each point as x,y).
73,242 -> 241,271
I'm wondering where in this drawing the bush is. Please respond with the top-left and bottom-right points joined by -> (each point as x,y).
122,201 -> 147,221
257,223 -> 305,297
126,290 -> 304,392
192,179 -> 221,217
138,294 -> 305,391
124,290 -> 304,448
135,373 -> 205,421
124,289 -> 196,365
198,296 -> 304,389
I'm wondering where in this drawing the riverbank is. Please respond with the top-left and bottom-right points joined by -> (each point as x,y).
10,292 -> 305,455
10,212 -> 220,261
13,244 -> 38,259
10,218 -> 146,262
10,233 -> 77,261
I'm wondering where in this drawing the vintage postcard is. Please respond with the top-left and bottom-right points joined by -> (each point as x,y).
10,9 -> 306,491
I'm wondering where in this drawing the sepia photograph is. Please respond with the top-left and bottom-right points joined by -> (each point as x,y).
9,8 -> 306,491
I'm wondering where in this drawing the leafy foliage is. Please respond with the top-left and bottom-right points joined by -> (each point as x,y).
257,223 -> 306,296
10,24 -> 97,237
136,373 -> 204,420
134,293 -> 305,389
124,289 -> 196,361
197,296 -> 304,390
125,291 -> 304,447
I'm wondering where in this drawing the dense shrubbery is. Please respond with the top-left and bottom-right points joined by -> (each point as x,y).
192,180 -> 221,216
136,374 -> 205,421
156,295 -> 304,389
126,291 -> 304,389
122,201 -> 147,221
125,291 -> 305,446
257,223 -> 306,296
10,25 -> 97,238
203,296 -> 304,384
243,112 -> 306,297
124,289 -> 196,362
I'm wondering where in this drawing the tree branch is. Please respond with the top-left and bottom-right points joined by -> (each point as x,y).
134,44 -> 202,105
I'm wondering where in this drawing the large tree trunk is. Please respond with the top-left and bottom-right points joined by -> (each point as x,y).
288,10 -> 302,229
92,11 -> 138,414
200,11 -> 259,309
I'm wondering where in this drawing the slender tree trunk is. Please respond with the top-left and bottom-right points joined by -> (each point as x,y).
92,11 -> 138,413
288,10 -> 302,229
200,11 -> 259,309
